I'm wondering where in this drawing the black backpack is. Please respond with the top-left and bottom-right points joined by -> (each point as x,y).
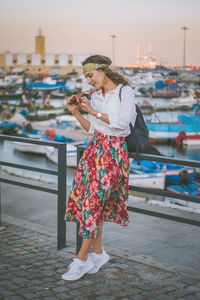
119,86 -> 149,159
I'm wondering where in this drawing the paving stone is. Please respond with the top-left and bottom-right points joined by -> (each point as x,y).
3,296 -> 24,300
1,223 -> 200,300
176,297 -> 200,300
0,288 -> 15,297
183,285 -> 200,293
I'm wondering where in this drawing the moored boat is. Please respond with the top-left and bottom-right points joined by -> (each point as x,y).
130,160 -> 195,186
129,160 -> 166,189
45,144 -> 77,168
175,131 -> 200,146
129,170 -> 166,190
13,131 -> 75,155
167,183 -> 200,208
13,141 -> 47,155
0,93 -> 23,101
26,82 -> 66,91
152,89 -> 181,99
147,105 -> 200,143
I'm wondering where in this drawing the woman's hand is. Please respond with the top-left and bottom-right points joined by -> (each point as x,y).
77,96 -> 96,115
66,95 -> 80,115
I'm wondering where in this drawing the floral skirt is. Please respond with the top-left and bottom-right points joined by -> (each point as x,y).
64,132 -> 130,239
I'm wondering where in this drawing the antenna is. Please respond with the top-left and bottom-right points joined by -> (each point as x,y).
38,28 -> 42,36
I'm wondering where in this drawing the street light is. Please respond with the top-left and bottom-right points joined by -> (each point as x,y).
181,26 -> 188,69
110,34 -> 116,67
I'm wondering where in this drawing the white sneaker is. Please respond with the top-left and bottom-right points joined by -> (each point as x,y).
88,248 -> 110,274
62,257 -> 94,281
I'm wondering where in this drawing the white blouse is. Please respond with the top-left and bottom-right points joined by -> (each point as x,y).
87,84 -> 137,137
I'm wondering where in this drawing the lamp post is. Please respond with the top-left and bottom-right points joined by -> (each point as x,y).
110,34 -> 116,67
181,26 -> 188,69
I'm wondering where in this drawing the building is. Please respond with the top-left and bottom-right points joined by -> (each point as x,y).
0,30 -> 90,75
35,29 -> 45,55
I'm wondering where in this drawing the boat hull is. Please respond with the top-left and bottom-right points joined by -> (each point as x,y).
45,145 -> 77,168
167,184 -> 200,208
13,141 -> 46,155
129,171 -> 165,190
182,135 -> 200,146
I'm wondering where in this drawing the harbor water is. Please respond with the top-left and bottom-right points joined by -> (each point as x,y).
1,96 -> 200,180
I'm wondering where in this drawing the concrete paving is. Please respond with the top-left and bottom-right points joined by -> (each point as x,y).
1,171 -> 200,299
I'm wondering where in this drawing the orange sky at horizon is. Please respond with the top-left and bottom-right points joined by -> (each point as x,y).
0,0 -> 200,67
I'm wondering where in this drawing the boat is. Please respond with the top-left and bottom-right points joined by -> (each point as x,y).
152,79 -> 182,99
175,131 -> 200,146
152,89 -> 181,99
26,82 -> 66,91
129,160 -> 166,189
45,144 -> 77,168
13,130 -> 75,155
0,93 -> 23,101
130,160 -> 195,186
24,113 -> 57,122
45,135 -> 90,167
129,168 -> 165,190
56,114 -> 83,129
147,105 -> 200,143
166,183 -> 200,208
138,99 -> 155,114
169,95 -> 197,109
13,141 -> 47,155
35,108 -> 65,116
0,121 -> 21,129
50,91 -> 66,99
18,128 -> 44,139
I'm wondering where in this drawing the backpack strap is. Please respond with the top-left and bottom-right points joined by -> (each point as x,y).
119,85 -> 124,102
119,85 -> 140,163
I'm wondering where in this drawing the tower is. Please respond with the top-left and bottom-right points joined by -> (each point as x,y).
148,43 -> 152,58
35,29 -> 45,55
136,43 -> 140,65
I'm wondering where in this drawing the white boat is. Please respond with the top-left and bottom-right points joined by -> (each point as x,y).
45,144 -> 77,167
13,141 -> 46,155
182,134 -> 200,146
129,169 -> 166,190
36,108 -> 65,116
56,115 -> 84,129
169,95 -> 197,108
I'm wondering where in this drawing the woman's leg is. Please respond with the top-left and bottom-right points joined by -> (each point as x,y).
91,222 -> 103,254
77,238 -> 92,261
77,222 -> 103,260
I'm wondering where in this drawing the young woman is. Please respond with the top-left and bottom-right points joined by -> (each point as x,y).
62,55 -> 136,281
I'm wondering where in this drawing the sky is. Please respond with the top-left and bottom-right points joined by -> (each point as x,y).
0,0 -> 200,67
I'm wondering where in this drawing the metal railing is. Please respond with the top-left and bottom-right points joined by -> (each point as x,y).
76,146 -> 200,253
1,136 -> 200,253
0,134 -> 66,250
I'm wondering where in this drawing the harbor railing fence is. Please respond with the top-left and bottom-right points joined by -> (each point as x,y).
0,135 -> 200,252
0,134 -> 66,250
76,146 -> 200,253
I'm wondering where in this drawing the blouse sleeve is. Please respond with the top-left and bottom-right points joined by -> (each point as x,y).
84,98 -> 95,135
108,86 -> 136,130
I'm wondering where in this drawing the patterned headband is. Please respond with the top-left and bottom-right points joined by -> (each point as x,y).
83,63 -> 108,73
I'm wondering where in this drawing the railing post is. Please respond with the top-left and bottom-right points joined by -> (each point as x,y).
76,146 -> 84,254
57,143 -> 66,250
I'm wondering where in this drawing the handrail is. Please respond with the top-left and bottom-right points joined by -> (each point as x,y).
0,134 -> 66,250
76,146 -> 200,253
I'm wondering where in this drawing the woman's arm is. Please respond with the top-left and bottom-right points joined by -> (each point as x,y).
67,95 -> 110,132
77,96 -> 110,126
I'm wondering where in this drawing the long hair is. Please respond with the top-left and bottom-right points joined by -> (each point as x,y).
82,55 -> 130,86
